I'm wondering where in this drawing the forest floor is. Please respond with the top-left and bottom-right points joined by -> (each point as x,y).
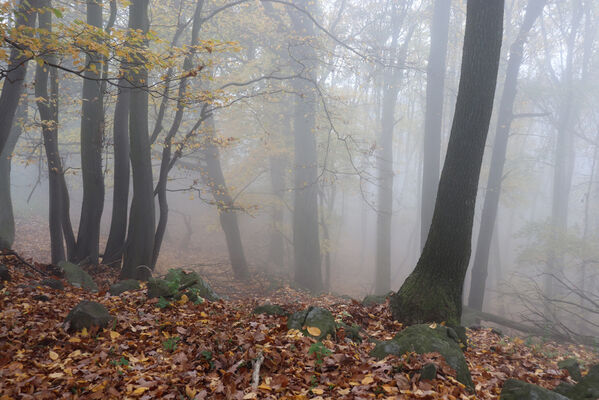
0,253 -> 598,399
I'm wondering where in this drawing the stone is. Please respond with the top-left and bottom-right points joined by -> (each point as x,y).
558,358 -> 582,381
33,294 -> 50,302
554,364 -> 599,400
253,304 -> 288,316
38,278 -> 64,291
147,278 -> 178,299
287,306 -> 336,341
370,324 -> 473,389
0,264 -> 10,281
164,268 -> 220,301
500,379 -> 569,400
362,293 -> 390,306
109,279 -> 140,296
58,261 -> 98,292
338,322 -> 363,343
64,301 -> 114,332
420,363 -> 437,381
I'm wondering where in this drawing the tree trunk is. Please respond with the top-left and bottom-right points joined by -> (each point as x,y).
288,0 -> 322,292
199,116 -> 250,280
468,0 -> 545,312
0,100 -> 26,249
390,0 -> 504,325
35,0 -> 66,264
75,0 -> 105,264
420,0 -> 451,250
121,0 -> 155,279
103,78 -> 130,266
268,153 -> 287,268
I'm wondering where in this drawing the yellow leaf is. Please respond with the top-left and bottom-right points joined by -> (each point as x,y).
513,337 -> 524,345
306,326 -> 321,337
131,387 -> 148,395
185,385 -> 196,398
338,388 -> 351,394
382,384 -> 396,393
428,323 -> 437,329
257,383 -> 272,391
178,294 -> 188,305
110,331 -> 120,340
361,375 -> 374,385
80,327 -> 88,337
311,388 -> 324,395
242,393 -> 257,399
200,311 -> 208,318
68,337 -> 81,343
49,351 -> 59,361
48,372 -> 64,379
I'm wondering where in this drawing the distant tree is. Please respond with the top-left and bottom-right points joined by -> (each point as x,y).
390,0 -> 504,325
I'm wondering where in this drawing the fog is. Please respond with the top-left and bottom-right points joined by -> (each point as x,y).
2,0 -> 598,340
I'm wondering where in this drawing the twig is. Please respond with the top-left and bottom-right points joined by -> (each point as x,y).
0,250 -> 49,276
251,351 -> 264,391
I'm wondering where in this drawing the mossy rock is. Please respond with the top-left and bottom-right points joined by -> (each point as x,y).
554,364 -> 599,399
500,379 -> 569,400
0,264 -> 10,282
109,279 -> 140,296
558,358 -> 582,382
362,292 -> 392,306
370,324 -> 473,389
253,304 -> 288,316
165,268 -> 219,301
58,261 -> 98,292
337,321 -> 363,343
64,301 -> 114,332
287,306 -> 336,340
147,277 -> 179,299
38,278 -> 64,291
420,363 -> 437,381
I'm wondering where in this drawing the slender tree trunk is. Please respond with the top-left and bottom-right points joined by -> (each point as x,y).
35,0 -> 66,264
75,0 -> 105,264
268,154 -> 287,268
199,116 -> 250,280
103,78 -> 130,265
121,0 -> 155,279
468,0 -> 545,311
0,100 -> 26,249
288,0 -> 322,292
0,0 -> 37,156
390,0 -> 504,325
420,0 -> 451,250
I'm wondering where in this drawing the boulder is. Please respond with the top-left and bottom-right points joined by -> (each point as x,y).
500,379 -> 569,400
64,301 -> 114,332
109,279 -> 140,296
58,261 -> 98,292
362,293 -> 390,306
287,306 -> 336,341
558,358 -> 582,381
147,277 -> 178,299
164,268 -> 220,301
337,321 -> 363,343
554,364 -> 599,399
253,304 -> 288,316
420,363 -> 437,381
38,278 -> 64,291
0,264 -> 10,282
370,324 -> 473,389
33,294 -> 50,302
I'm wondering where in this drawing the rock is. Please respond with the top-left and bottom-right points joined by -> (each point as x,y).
33,294 -> 50,301
287,306 -> 336,340
109,279 -> 140,296
500,379 -> 569,400
147,278 -> 178,299
253,304 -> 288,316
165,268 -> 220,301
38,278 -> 64,291
554,364 -> 599,399
370,324 -> 473,389
338,322 -> 363,343
420,363 -> 437,381
0,264 -> 10,281
64,301 -> 114,332
58,261 -> 98,292
558,358 -> 583,381
362,293 -> 390,306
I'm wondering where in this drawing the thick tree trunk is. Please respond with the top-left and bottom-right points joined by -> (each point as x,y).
103,78 -> 130,265
0,101 -> 25,249
121,0 -> 155,279
35,1 -> 66,264
75,0 -> 105,264
288,0 -> 322,292
0,0 -> 37,156
390,0 -> 504,325
468,0 -> 545,311
420,0 -> 451,250
199,116 -> 250,280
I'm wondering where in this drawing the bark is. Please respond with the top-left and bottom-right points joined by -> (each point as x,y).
288,0 -> 322,292
0,0 -> 37,156
35,1 -> 66,264
468,0 -> 545,312
121,0 -> 155,279
0,101 -> 26,249
199,116 -> 250,280
390,0 -> 504,325
102,78 -> 130,265
420,0 -> 451,250
74,0 -> 104,264
268,154 -> 286,269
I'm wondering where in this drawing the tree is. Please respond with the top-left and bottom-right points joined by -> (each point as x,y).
468,0 -> 546,312
390,0 -> 504,325
420,0 -> 451,251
